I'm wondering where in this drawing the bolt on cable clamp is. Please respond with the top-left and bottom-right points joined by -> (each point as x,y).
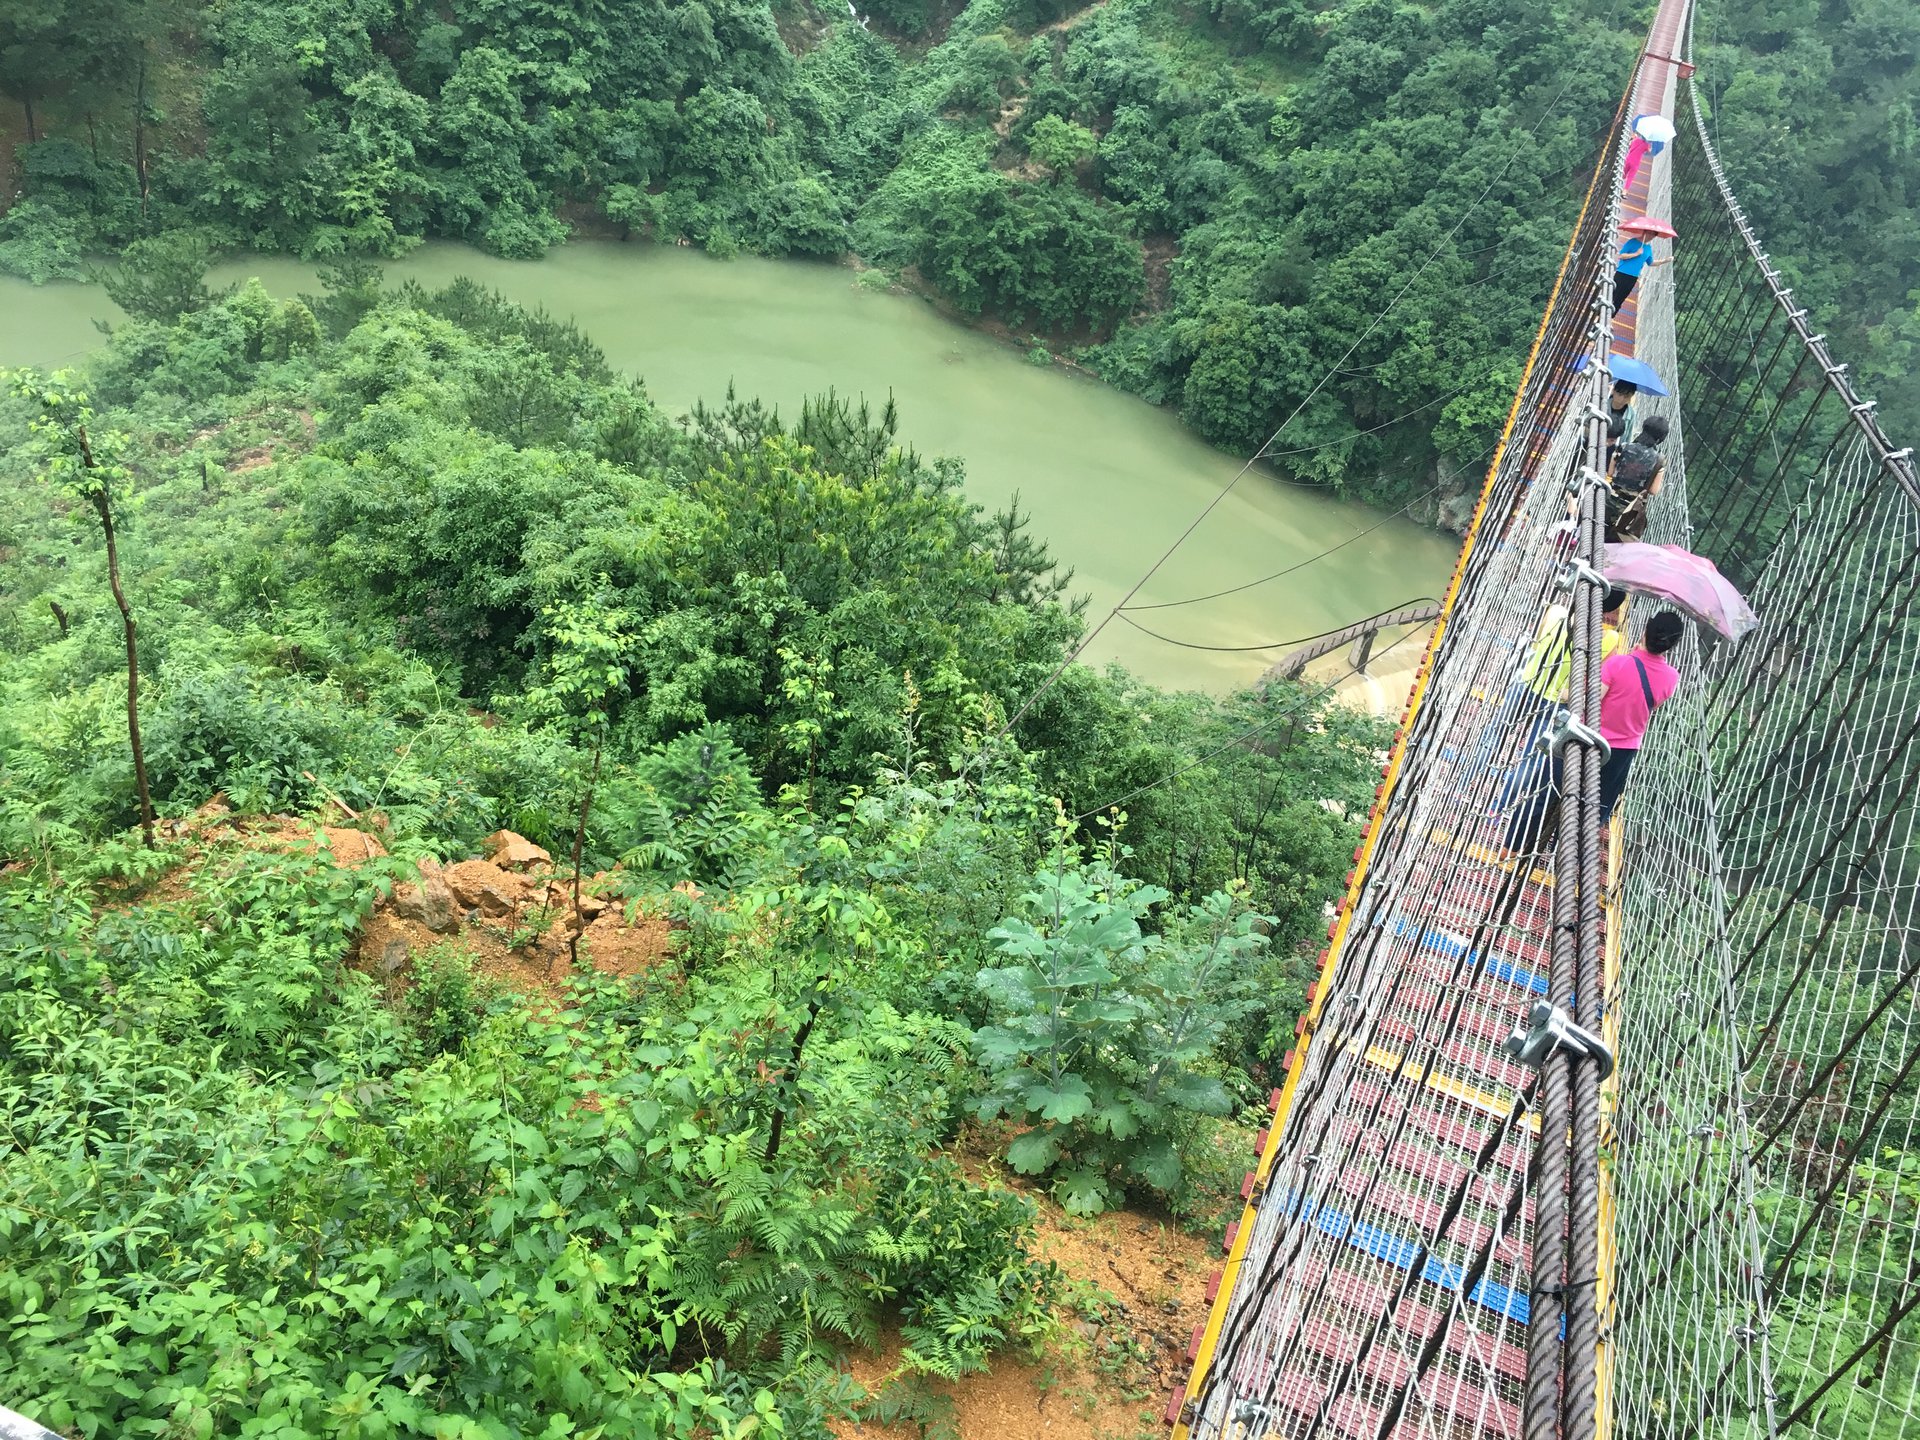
1533,707 -> 1612,764
1503,1001 -> 1616,1082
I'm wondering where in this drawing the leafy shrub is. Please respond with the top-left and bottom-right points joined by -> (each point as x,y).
974,861 -> 1266,1213
0,201 -> 88,284
99,230 -> 228,323
403,943 -> 490,1056
145,667 -> 335,813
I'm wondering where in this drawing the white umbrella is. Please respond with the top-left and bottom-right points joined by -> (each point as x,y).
1634,114 -> 1677,144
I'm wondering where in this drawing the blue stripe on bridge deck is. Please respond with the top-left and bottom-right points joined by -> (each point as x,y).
1278,1190 -> 1548,1331
1389,916 -> 1550,997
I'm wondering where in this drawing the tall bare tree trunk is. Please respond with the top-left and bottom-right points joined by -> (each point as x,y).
133,62 -> 150,224
77,427 -> 155,847
22,94 -> 36,142
565,733 -> 604,971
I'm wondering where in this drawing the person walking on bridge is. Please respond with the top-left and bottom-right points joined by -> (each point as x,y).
1486,589 -> 1628,826
1595,609 -> 1684,821
1612,233 -> 1671,310
1607,416 -> 1668,541
1606,380 -> 1638,446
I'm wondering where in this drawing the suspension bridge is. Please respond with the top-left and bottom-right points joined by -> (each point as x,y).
1165,0 -> 1920,1436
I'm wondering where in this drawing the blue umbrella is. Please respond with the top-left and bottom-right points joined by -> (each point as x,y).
1575,352 -> 1671,396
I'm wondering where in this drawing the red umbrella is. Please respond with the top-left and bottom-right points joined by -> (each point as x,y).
1621,216 -> 1678,239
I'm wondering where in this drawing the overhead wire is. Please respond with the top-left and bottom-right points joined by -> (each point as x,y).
1125,435 -> 1504,615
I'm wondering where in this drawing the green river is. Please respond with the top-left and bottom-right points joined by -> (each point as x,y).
0,241 -> 1460,692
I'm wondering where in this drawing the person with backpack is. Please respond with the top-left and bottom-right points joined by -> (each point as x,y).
1607,416 -> 1668,541
1595,610 -> 1684,821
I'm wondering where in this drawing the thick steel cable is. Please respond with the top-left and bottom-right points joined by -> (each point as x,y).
1182,93 -> 1635,1440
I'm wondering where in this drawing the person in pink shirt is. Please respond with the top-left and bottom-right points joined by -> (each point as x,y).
1595,610 -> 1683,820
1498,609 -> 1682,853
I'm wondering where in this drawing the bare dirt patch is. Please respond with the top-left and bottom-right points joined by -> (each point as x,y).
833,1149 -> 1216,1440
1141,233 -> 1180,312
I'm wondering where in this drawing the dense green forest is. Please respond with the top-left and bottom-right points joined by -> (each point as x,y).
0,0 -> 1912,495
0,0 -> 1615,503
0,266 -> 1387,1433
3,1 -> 1912,495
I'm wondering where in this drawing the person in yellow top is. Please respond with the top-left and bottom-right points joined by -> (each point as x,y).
1520,587 -> 1628,705
1486,588 -> 1627,815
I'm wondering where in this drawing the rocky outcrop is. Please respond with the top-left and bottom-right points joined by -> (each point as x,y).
324,827 -> 388,867
485,830 -> 552,871
446,860 -> 529,917
392,858 -> 459,933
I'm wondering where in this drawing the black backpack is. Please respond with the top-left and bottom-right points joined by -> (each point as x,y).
1610,443 -> 1662,512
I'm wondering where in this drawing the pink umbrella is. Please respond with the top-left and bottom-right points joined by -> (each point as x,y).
1603,542 -> 1759,640
1620,216 -> 1678,239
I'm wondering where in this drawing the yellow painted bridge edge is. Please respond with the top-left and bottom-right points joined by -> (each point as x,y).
1166,124 -> 1619,1437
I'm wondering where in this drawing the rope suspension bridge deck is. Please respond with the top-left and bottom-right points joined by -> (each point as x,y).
1165,0 -> 1920,1435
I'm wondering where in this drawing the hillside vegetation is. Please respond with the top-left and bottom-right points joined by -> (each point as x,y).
5,2 -> 1911,497
0,273 -> 1388,1435
0,0 -> 1639,504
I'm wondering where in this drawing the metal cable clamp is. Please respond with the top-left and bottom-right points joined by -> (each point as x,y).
1567,464 -> 1610,499
1503,1000 -> 1616,1082
1534,707 -> 1612,764
1557,557 -> 1607,593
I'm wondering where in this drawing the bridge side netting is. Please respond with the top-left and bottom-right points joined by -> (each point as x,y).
1170,21 -> 1652,1436
1607,33 -> 1920,1440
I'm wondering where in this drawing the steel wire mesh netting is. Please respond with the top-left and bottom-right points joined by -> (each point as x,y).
1183,74 -> 1631,1440
1605,67 -> 1920,1440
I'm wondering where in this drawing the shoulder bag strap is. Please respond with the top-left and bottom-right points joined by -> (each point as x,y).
1634,656 -> 1656,710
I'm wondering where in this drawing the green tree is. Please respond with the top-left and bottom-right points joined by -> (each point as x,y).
9,369 -> 156,846
1027,113 -> 1098,180
524,595 -> 636,968
99,230 -> 224,323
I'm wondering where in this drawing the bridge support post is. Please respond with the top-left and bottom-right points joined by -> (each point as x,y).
1350,629 -> 1376,673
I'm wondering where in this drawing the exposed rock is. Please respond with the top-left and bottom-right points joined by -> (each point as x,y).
485,829 -> 551,871
445,859 -> 527,917
392,873 -> 458,933
1438,491 -> 1477,534
324,827 -> 388,868
194,792 -> 233,820
543,881 -> 609,916
374,933 -> 410,976
358,913 -> 412,977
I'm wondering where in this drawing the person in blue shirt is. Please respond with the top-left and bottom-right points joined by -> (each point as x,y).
1613,235 -> 1672,310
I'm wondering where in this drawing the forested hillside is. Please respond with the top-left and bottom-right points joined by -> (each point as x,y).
5,2 -> 1910,497
0,267 -> 1388,1434
2,0 -> 1633,503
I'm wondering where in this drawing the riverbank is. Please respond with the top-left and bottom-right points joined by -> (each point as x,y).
0,240 -> 1460,693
